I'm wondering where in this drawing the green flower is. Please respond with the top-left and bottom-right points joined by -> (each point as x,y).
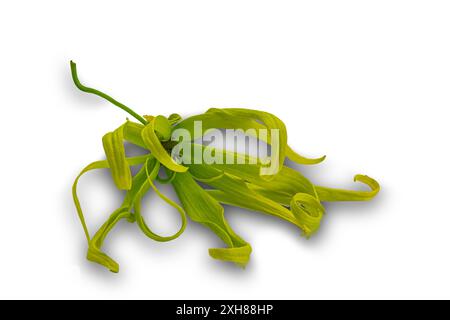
70,61 -> 380,273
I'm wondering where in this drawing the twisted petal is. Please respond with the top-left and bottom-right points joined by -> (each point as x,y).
174,108 -> 325,167
315,175 -> 380,202
141,116 -> 188,172
87,208 -> 132,273
188,144 -> 319,206
171,170 -> 251,267
86,164 -> 149,273
132,156 -> 187,242
72,155 -> 149,272
189,164 -> 300,227
188,155 -> 328,237
123,115 -> 182,149
290,193 -> 325,238
216,108 -> 325,166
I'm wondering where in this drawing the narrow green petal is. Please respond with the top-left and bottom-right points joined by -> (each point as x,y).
286,145 -> 326,165
123,121 -> 146,148
174,110 -> 266,140
72,160 -> 110,242
141,117 -> 188,172
196,161 -> 325,237
72,155 -> 148,272
184,144 -> 270,182
187,159 -> 225,183
315,175 -> 380,202
171,171 -> 251,267
175,108 -> 285,173
86,165 -> 148,273
208,108 -> 287,174
86,159 -> 152,272
186,144 -> 319,206
174,108 -> 324,181
188,164 -> 299,227
153,115 -> 172,141
185,145 -> 324,235
102,124 -> 132,190
87,208 -> 132,273
132,157 -> 187,242
123,115 -> 181,149
206,189 -> 298,227
246,166 -> 318,206
72,155 -> 150,242
216,108 -> 325,166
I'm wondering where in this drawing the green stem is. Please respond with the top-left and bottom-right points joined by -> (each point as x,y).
70,60 -> 148,125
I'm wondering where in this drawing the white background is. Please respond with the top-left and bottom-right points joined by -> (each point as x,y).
0,1 -> 449,299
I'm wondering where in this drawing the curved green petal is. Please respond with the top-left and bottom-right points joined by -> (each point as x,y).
208,108 -> 287,174
175,108 -> 285,174
72,160 -> 109,242
188,160 -> 329,237
290,193 -> 325,238
152,115 -> 172,141
123,121 -> 146,148
174,108 -> 325,167
102,124 -> 132,190
185,144 -> 319,206
188,164 -> 300,228
72,155 -> 148,242
123,115 -> 182,149
246,166 -> 318,206
132,157 -> 187,242
141,116 -> 188,173
315,175 -> 380,202
72,155 -> 149,272
187,158 -> 225,183
286,145 -> 326,165
211,108 -> 326,166
171,170 -> 251,267
86,165 -> 149,273
87,208 -> 132,273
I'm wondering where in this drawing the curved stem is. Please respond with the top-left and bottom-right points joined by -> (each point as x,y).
70,60 -> 148,125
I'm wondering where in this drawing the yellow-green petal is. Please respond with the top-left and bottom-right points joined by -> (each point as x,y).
123,121 -> 146,148
136,157 -> 187,241
141,117 -> 188,173
72,155 -> 149,272
171,170 -> 252,267
315,175 -> 380,202
102,125 -> 132,190
290,193 -> 325,238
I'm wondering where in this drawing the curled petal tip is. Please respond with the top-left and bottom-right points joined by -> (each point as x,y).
290,193 -> 325,237
353,174 -> 380,193
316,174 -> 380,202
